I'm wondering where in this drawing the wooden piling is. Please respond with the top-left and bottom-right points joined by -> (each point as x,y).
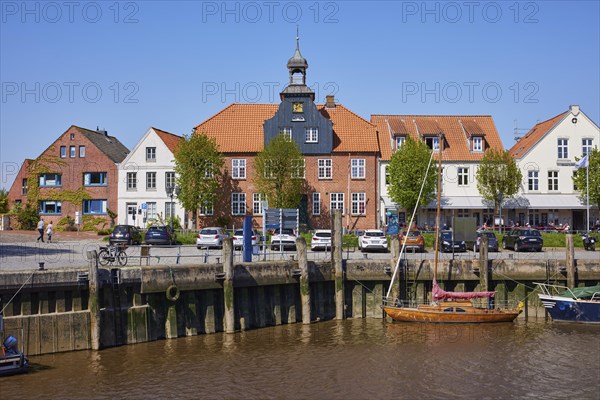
332,209 -> 344,320
88,250 -> 101,350
297,237 -> 311,324
566,234 -> 576,288
223,238 -> 235,333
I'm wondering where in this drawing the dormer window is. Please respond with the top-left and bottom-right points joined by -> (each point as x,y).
425,136 -> 440,151
395,136 -> 406,149
473,137 -> 483,152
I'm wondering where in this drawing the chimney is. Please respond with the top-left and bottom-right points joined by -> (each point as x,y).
570,105 -> 580,116
325,95 -> 335,108
97,127 -> 108,136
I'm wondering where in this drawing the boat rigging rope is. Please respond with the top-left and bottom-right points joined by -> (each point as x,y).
1,270 -> 37,314
385,150 -> 436,300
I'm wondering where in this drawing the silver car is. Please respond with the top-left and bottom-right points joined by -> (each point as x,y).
232,229 -> 259,250
196,227 -> 229,249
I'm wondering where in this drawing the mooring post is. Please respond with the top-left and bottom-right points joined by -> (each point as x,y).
332,209 -> 345,320
297,237 -> 311,324
223,238 -> 235,333
88,250 -> 101,350
389,235 -> 400,300
479,235 -> 489,306
566,234 -> 576,288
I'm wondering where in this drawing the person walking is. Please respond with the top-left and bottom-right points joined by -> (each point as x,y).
46,220 -> 54,243
37,218 -> 45,242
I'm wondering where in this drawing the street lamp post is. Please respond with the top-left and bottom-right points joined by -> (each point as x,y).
498,192 -> 504,234
166,185 -> 180,232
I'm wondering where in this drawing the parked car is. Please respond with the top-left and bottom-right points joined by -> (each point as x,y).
358,229 -> 388,252
270,228 -> 297,251
232,229 -> 259,250
502,228 -> 543,252
310,229 -> 332,251
399,229 -> 425,252
474,231 -> 499,252
109,225 -> 142,246
144,225 -> 176,245
439,230 -> 467,253
196,227 -> 229,249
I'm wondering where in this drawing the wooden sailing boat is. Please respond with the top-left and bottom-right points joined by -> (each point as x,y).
383,133 -> 522,323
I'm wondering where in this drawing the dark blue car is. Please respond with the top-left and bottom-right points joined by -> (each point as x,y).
144,225 -> 176,245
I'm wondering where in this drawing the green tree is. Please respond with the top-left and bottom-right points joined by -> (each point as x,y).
476,148 -> 522,220
0,188 -> 8,213
253,134 -> 305,208
387,136 -> 437,215
174,133 -> 224,212
573,147 -> 600,209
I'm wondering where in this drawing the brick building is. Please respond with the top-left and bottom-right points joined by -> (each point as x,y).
7,125 -> 129,228
193,40 -> 380,231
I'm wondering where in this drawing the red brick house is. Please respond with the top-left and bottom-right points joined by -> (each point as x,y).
7,125 -> 129,229
193,42 -> 380,231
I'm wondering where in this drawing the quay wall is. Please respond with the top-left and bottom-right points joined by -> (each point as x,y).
1,243 -> 599,355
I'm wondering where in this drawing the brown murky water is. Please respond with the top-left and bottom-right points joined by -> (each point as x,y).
4,318 -> 599,399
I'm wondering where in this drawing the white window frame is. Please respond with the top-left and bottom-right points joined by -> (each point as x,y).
146,147 -> 156,161
557,138 -> 569,160
165,202 -> 175,219
312,192 -> 321,215
84,172 -> 107,186
199,196 -> 214,216
79,145 -> 86,158
395,136 -> 405,149
70,146 -> 76,158
351,192 -> 366,215
528,170 -> 539,191
305,127 -> 318,143
292,158 -> 306,179
146,202 -> 157,220
318,159 -> 332,179
351,159 -> 366,179
472,137 -> 483,152
146,172 -> 157,190
458,167 -> 469,186
279,127 -> 292,140
253,193 -> 264,215
548,170 -> 559,191
231,192 -> 246,215
127,172 -> 137,191
330,193 -> 344,215
582,138 -> 593,157
425,137 -> 440,151
232,159 -> 246,179
165,172 -> 176,190
60,146 -> 66,158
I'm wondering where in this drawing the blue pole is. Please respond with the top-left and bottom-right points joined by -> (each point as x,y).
243,215 -> 253,262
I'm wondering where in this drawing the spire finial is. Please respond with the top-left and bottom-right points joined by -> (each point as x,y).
296,25 -> 299,50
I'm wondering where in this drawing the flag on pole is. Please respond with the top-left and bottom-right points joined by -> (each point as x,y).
575,155 -> 589,169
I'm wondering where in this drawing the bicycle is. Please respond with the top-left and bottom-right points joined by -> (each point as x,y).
98,244 -> 128,266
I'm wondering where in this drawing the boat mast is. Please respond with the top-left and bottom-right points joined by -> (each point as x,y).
433,133 -> 443,282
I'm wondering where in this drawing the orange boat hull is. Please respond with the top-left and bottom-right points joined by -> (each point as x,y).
383,302 -> 521,323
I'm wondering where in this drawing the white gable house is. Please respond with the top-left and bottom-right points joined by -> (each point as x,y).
508,105 -> 600,230
117,127 -> 187,228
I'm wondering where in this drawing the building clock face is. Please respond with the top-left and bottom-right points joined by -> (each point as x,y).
293,102 -> 303,113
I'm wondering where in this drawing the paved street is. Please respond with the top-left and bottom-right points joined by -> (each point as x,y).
1,230 -> 598,271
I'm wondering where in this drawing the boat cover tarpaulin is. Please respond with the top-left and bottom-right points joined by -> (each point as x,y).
432,279 -> 495,300
560,286 -> 600,299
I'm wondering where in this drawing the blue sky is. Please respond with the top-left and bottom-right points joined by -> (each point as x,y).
1,0 -> 599,190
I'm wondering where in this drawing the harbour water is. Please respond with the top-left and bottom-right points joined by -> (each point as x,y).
5,318 -> 599,399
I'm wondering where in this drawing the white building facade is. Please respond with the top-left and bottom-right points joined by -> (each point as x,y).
508,105 -> 600,230
372,115 -> 505,229
117,127 -> 187,228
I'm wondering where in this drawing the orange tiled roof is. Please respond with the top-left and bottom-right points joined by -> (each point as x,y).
370,115 -> 504,161
153,127 -> 182,153
508,112 -> 568,158
194,103 -> 379,154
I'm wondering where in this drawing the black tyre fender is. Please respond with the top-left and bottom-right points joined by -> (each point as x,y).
166,284 -> 180,302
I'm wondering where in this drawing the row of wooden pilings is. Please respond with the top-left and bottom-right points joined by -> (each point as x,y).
86,210 -> 582,350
